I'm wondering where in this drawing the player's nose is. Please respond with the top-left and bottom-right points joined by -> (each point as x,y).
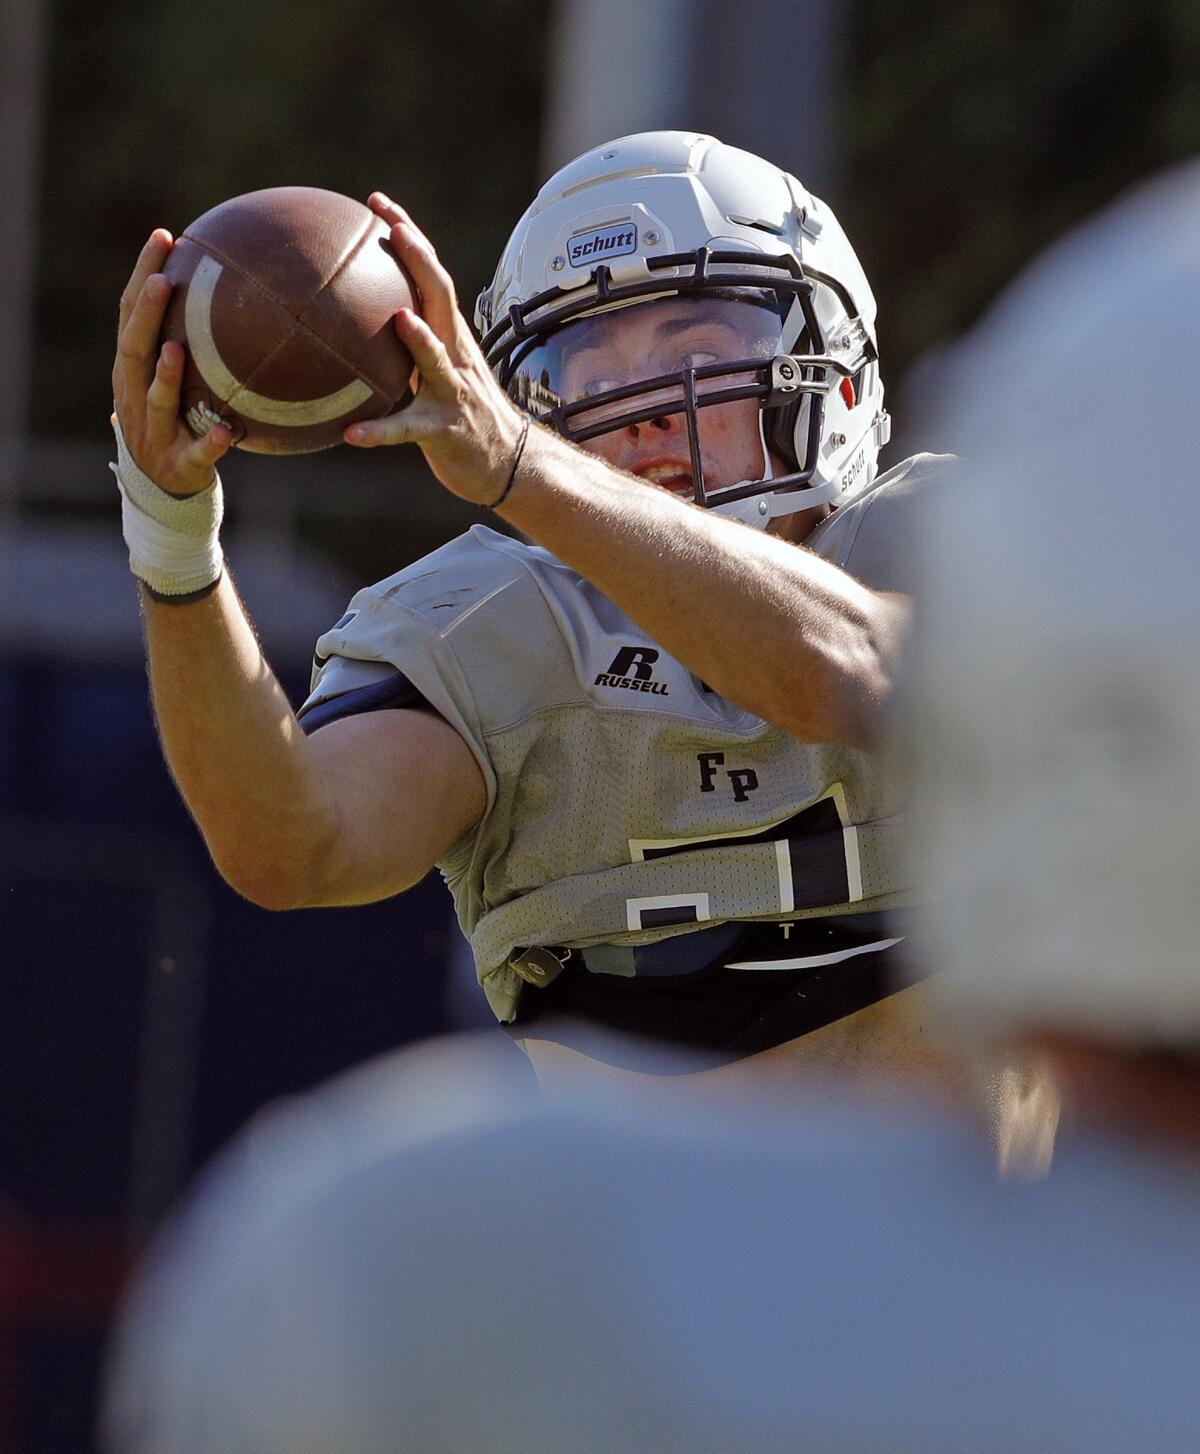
624,411 -> 682,439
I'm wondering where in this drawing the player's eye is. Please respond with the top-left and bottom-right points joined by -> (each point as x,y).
578,375 -> 625,398
655,344 -> 723,374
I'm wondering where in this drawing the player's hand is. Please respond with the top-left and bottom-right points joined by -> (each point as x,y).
112,230 -> 232,497
344,194 -> 528,506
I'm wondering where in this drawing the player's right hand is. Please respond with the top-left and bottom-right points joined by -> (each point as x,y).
112,230 -> 232,497
343,196 -> 529,508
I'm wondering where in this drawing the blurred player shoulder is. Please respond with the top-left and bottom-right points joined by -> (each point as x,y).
106,1035 -> 1200,1454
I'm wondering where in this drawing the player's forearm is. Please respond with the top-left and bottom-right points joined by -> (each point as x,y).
499,430 -> 908,747
140,574 -> 338,906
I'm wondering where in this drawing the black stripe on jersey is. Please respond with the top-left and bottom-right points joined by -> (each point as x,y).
639,797 -> 851,909
784,830 -> 851,910
639,796 -> 843,861
297,671 -> 429,736
636,904 -> 701,929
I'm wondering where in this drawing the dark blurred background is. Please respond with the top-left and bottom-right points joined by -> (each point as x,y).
2,1 -> 1198,1448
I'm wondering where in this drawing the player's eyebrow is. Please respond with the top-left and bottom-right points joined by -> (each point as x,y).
571,316 -> 741,363
652,314 -> 744,341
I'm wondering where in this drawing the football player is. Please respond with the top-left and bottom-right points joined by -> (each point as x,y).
111,132 -> 950,1090
107,157 -> 1200,1454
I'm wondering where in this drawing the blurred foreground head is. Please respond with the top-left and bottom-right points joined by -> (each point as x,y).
911,160 -> 1200,1136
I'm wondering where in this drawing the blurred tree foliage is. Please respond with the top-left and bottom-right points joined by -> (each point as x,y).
32,0 -> 548,436
839,1 -> 1200,383
31,0 -> 1200,458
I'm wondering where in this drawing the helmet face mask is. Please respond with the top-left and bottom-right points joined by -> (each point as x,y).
486,251 -> 862,513
477,132 -> 891,527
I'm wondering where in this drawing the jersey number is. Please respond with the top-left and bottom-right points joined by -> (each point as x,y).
624,786 -> 862,930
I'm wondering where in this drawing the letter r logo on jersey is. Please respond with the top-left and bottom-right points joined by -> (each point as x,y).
607,646 -> 660,681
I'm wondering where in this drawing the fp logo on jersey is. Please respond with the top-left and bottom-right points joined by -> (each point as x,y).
696,751 -> 759,803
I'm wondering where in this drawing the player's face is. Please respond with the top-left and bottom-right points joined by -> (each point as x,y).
511,294 -> 829,541
554,296 -> 782,496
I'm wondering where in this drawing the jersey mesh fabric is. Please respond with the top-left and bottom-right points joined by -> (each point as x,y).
301,454 -> 950,1020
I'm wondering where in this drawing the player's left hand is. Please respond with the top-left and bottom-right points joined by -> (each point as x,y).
345,194 -> 529,507
113,230 -> 234,497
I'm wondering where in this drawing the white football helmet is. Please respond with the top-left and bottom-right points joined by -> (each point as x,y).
475,131 -> 891,528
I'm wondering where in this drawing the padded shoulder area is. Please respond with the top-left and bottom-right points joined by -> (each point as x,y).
807,452 -> 958,595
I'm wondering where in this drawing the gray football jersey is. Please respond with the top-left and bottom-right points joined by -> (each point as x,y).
301,453 -> 950,1020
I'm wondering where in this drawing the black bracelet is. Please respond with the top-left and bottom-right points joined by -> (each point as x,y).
489,415 -> 531,508
142,573 -> 223,605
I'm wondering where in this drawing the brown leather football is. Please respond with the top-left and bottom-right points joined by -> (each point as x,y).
160,187 -> 415,454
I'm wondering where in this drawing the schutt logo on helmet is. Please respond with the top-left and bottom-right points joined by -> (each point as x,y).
567,223 -> 638,266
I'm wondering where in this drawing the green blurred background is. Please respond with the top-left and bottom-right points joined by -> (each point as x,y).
23,0 -> 1200,576
3,2 -> 1199,1449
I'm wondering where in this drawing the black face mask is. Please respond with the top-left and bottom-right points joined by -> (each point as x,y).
483,247 -> 869,513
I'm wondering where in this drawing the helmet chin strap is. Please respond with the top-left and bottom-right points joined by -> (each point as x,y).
758,413 -> 776,486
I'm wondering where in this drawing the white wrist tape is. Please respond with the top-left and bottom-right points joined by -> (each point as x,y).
110,415 -> 225,596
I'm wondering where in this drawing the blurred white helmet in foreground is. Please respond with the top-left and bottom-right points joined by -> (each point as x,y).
910,159 -> 1200,1047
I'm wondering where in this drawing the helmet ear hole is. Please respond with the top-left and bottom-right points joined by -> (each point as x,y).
764,313 -> 806,468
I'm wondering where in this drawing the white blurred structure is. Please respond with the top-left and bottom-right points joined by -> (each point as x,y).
542,0 -> 841,192
105,1034 -> 1200,1454
910,159 -> 1200,1045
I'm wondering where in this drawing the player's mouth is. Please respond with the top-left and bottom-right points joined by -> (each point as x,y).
632,458 -> 694,497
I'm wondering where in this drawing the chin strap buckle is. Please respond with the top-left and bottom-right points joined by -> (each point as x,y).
873,409 -> 892,449
767,355 -> 807,407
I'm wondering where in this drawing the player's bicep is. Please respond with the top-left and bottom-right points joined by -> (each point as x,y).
303,706 -> 486,906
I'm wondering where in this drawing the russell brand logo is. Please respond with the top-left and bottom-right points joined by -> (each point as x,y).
595,645 -> 669,696
568,222 -> 638,267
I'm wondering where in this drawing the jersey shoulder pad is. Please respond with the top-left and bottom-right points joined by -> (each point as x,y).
361,525 -> 557,621
311,526 -> 566,662
807,452 -> 958,596
303,526 -> 593,769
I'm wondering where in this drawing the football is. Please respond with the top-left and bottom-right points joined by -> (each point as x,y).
160,186 -> 415,454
